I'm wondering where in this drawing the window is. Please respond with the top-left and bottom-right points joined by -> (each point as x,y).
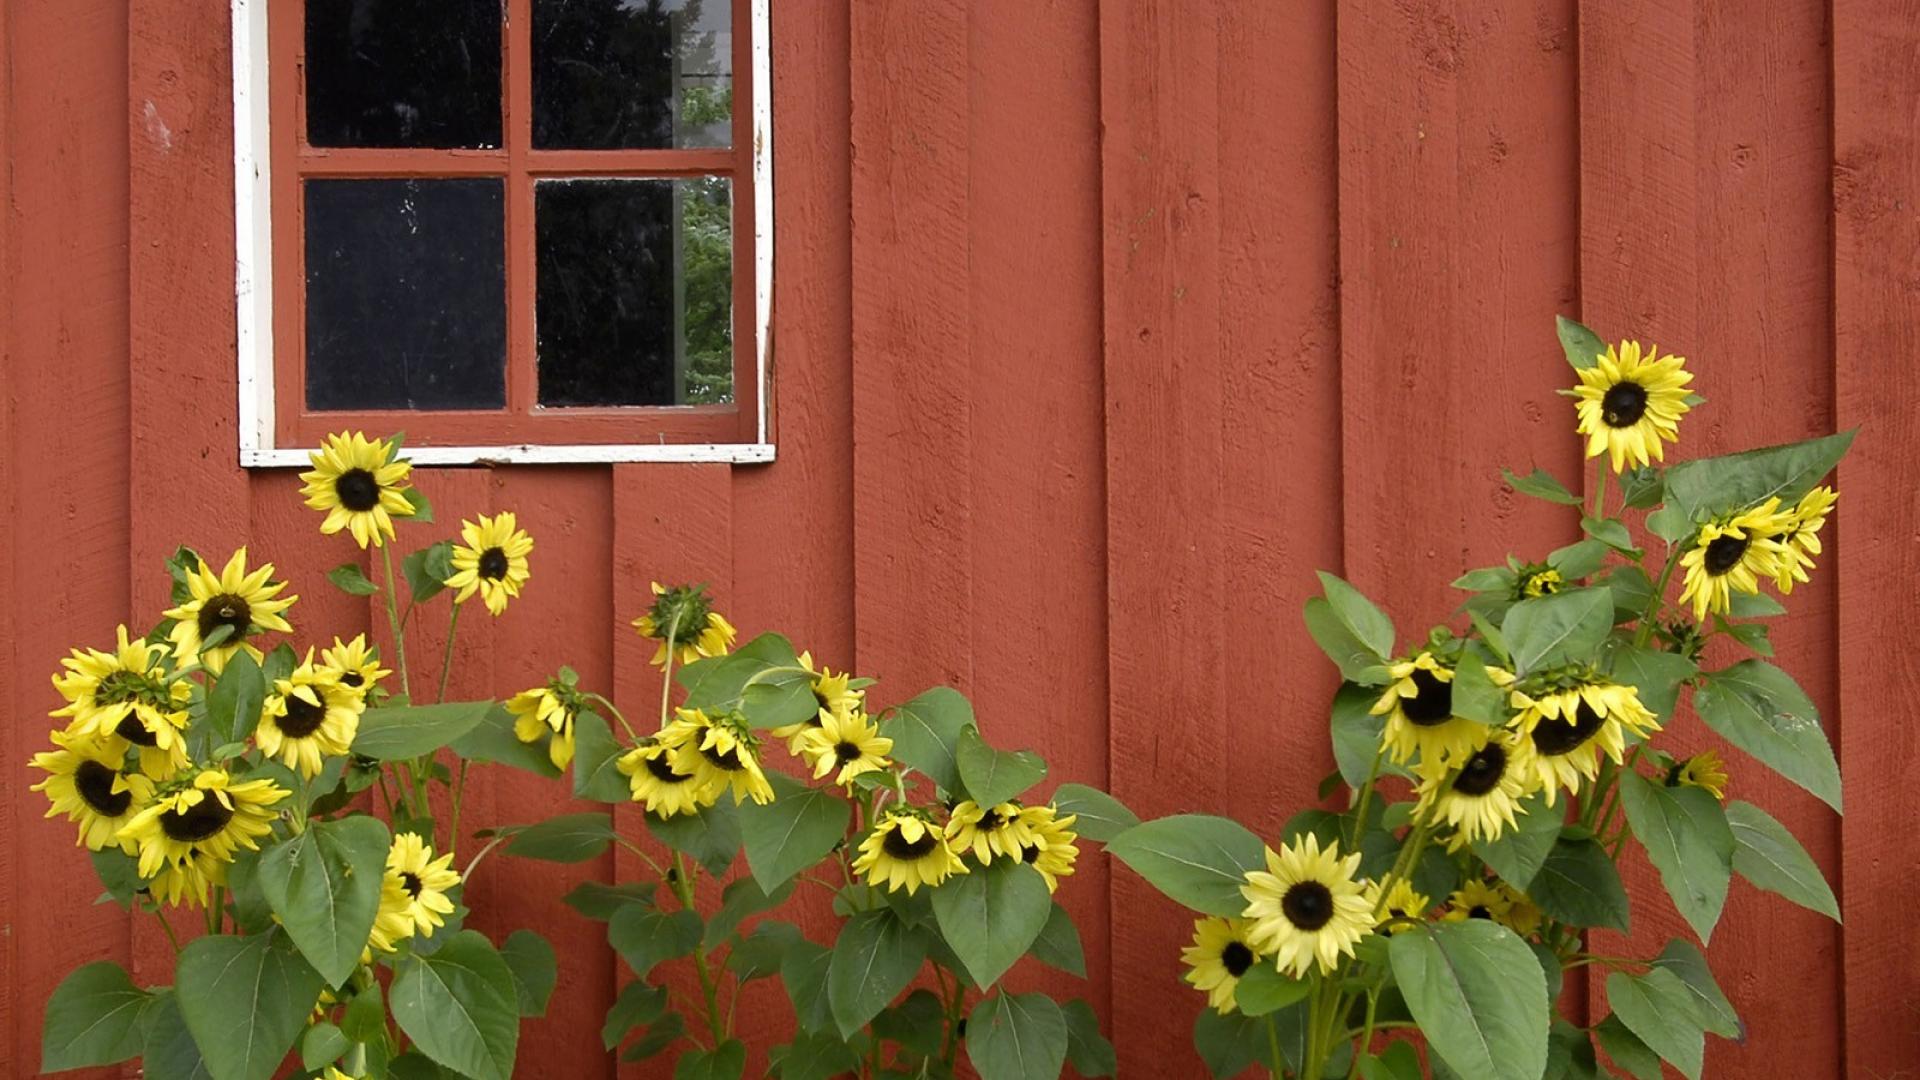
232,0 -> 773,465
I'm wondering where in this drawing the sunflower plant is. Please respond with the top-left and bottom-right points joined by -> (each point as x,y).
1108,318 -> 1851,1079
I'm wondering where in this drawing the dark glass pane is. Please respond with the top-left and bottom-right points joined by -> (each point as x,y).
306,0 -> 503,148
535,178 -> 733,406
305,179 -> 507,411
532,0 -> 733,149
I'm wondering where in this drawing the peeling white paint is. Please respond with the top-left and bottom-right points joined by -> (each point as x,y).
142,100 -> 173,151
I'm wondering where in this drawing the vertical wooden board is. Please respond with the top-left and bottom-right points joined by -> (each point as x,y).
848,0 -> 973,697
1834,1 -> 1920,1072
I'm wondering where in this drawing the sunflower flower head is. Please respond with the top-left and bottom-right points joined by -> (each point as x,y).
1668,749 -> 1729,802
1441,879 -> 1512,924
1413,727 -> 1541,848
770,653 -> 865,752
1372,653 -> 1498,771
385,832 -> 461,939
1771,486 -> 1838,595
1365,879 -> 1433,936
1677,499 -> 1793,621
507,677 -> 589,771
1011,806 -> 1079,894
118,768 -> 288,903
665,708 -> 774,805
1509,673 -> 1660,807
50,625 -> 193,779
943,799 -> 1036,865
1240,834 -> 1375,978
797,706 -> 893,787
319,634 -> 390,701
298,431 -> 415,549
1181,917 -> 1267,1015
1570,340 -> 1694,472
618,735 -> 723,818
852,805 -> 968,895
256,650 -> 365,778
161,548 -> 297,675
1514,564 -> 1564,599
631,582 -> 736,669
445,512 -> 534,616
29,726 -> 156,854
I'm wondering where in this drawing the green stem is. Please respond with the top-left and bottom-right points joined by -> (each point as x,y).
588,692 -> 642,742
658,610 -> 685,728
1591,456 -> 1611,520
613,835 -> 667,878
436,600 -> 463,704
460,834 -> 509,883
206,886 -> 225,935
151,907 -> 182,955
1632,548 -> 1684,650
1348,746 -> 1387,837
379,543 -> 414,701
1347,991 -> 1381,1079
1266,1014 -> 1284,1079
671,853 -> 727,1045
448,758 -> 470,854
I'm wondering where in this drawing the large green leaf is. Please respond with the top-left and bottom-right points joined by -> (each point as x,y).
1389,921 -> 1549,1080
1048,783 -> 1138,842
1503,467 -> 1583,506
1331,682 -> 1409,786
390,930 -> 521,1080
1651,939 -> 1740,1039
931,860 -> 1053,987
205,650 -> 265,743
1725,800 -> 1839,920
139,990 -> 213,1080
450,703 -> 564,778
1471,795 -> 1564,891
41,961 -> 150,1072
774,1032 -> 862,1080
674,1039 -> 747,1080
1501,588 -> 1613,675
1527,833 -> 1630,932
1028,902 -> 1087,977
781,937 -> 835,1035
739,771 -> 851,893
1449,659 -> 1509,726
500,930 -> 558,1018
966,992 -> 1069,1080
402,541 -> 454,603
1191,1007 -> 1281,1079
1663,430 -> 1854,524
955,726 -> 1047,807
1606,969 -> 1704,1080
1555,315 -> 1606,369
503,812 -> 617,863
645,799 -> 741,876
881,687 -> 974,793
1603,646 -> 1697,724
175,932 -> 324,1080
1062,999 -> 1116,1077
257,814 -> 391,986
703,876 -> 793,951
1232,964 -> 1312,1017
1304,596 -> 1391,684
602,980 -> 667,1050
1694,661 -> 1841,812
1593,1015 -> 1663,1080
608,908 -> 702,979
569,711 -> 631,803
1618,772 -> 1733,943
726,920 -> 802,982
1106,814 -> 1265,917
827,909 -> 926,1038
1316,572 -> 1397,657
353,700 -> 495,760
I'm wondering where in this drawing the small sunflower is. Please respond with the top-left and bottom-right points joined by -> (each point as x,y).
665,708 -> 774,805
797,707 -> 893,787
852,807 -> 968,895
944,799 -> 1036,864
1373,653 -> 1499,770
1365,879 -> 1433,935
162,548 -> 297,675
631,582 -> 736,668
1515,565 -> 1564,599
298,431 -> 415,549
1441,879 -> 1511,924
1677,499 -> 1792,621
1668,749 -> 1729,801
507,679 -> 588,770
319,634 -> 390,700
51,625 -> 192,779
617,738 -> 722,818
1240,834 -> 1375,978
1181,917 -> 1266,1015
385,832 -> 461,939
1570,340 -> 1694,472
445,512 -> 534,616
1413,728 -> 1539,848
256,652 -> 364,778
1510,677 -> 1659,806
769,653 -> 864,752
365,867 -> 417,957
1012,807 -> 1079,893
1495,881 -> 1542,937
1771,486 -> 1837,594
29,727 -> 156,853
119,769 -> 288,881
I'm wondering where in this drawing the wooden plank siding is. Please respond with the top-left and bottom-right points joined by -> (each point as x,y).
0,1 -> 1912,1075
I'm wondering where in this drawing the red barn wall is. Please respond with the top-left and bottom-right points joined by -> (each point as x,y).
2,1 -> 1915,1076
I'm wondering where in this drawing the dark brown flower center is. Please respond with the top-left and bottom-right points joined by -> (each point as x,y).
1221,941 -> 1255,977
195,594 -> 253,647
699,740 -> 747,772
1601,381 -> 1649,427
833,741 -> 864,765
1469,905 -> 1493,919
277,692 -> 329,739
1021,843 -> 1043,865
400,871 -> 423,899
1703,534 -> 1749,575
115,709 -> 158,746
477,547 -> 509,581
881,826 -> 938,860
1401,667 -> 1454,726
643,751 -> 694,785
158,795 -> 235,842
74,760 -> 132,816
1531,699 -> 1607,757
340,671 -> 365,688
335,468 -> 381,512
1280,881 -> 1335,931
979,807 -> 1007,830
1453,742 -> 1509,797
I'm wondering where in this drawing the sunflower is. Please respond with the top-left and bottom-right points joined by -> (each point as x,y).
1677,499 -> 1792,621
385,832 -> 461,939
1012,807 -> 1079,893
365,868 -> 418,957
1240,834 -> 1375,978
162,548 -> 297,675
1509,677 -> 1659,806
319,634 -> 390,700
256,653 -> 364,778
852,807 -> 968,895
445,512 -> 534,616
769,653 -> 864,752
1441,879 -> 1511,924
144,852 -> 225,909
119,769 -> 287,881
1570,340 -> 1694,472
1668,749 -> 1729,801
631,582 -> 736,668
507,680 -> 587,770
1515,565 -> 1563,599
1495,881 -> 1542,936
1365,879 -> 1433,935
617,738 -> 722,818
1372,653 -> 1498,770
944,799 -> 1036,864
797,707 -> 892,787
665,708 -> 774,805
30,727 -> 156,853
298,431 -> 415,549
50,625 -> 192,779
1413,728 -> 1539,848
1181,917 -> 1266,1015
1771,486 -> 1837,594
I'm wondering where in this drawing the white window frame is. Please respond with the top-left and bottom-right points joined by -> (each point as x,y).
230,0 -> 775,467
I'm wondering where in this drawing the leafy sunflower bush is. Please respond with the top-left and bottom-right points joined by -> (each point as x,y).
1106,319 -> 1850,1079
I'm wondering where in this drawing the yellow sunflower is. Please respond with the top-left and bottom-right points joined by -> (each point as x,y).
1570,340 -> 1694,472
385,832 -> 461,939
944,800 -> 1036,864
1372,653 -> 1500,770
119,769 -> 287,881
1012,807 -> 1079,894
298,431 -> 415,549
1677,499 -> 1792,621
1181,917 -> 1266,1015
631,581 -> 736,668
1365,879 -> 1433,935
365,867 -> 417,957
797,707 -> 892,787
664,708 -> 774,805
1771,486 -> 1837,594
1669,749 -> 1729,801
769,653 -> 864,752
852,807 -> 968,895
1413,728 -> 1539,848
507,680 -> 587,770
256,652 -> 364,778
162,548 -> 297,675
50,625 -> 192,779
30,727 -> 155,853
617,738 -> 722,818
319,634 -> 390,700
445,512 -> 533,616
144,851 -> 225,909
1510,678 -> 1659,807
1240,834 -> 1375,978
1516,565 -> 1564,599
1496,881 -> 1542,936
1441,879 -> 1511,924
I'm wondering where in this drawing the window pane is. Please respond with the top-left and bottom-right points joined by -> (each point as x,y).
305,0 -> 503,148
532,0 -> 733,149
305,179 -> 507,411
535,178 -> 733,407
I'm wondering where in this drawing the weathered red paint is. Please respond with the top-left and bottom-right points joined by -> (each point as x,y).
2,1 -> 1913,1075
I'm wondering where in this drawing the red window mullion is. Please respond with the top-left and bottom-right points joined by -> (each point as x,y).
504,0 -> 536,419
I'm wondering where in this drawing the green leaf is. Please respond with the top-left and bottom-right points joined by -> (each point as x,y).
1504,467 -> 1583,506
881,686 -> 974,794
674,1039 -> 746,1080
500,930 -> 558,1018
176,932 -> 324,1080
300,1021 -> 350,1070
1580,515 -> 1637,553
1593,1015 -> 1663,1080
1618,772 -> 1733,943
1618,466 -> 1666,510
1048,783 -> 1139,843
774,1031 -> 862,1080
400,484 -> 434,522
966,992 -> 1068,1080
340,980 -> 385,1043
390,930 -> 521,1080
1453,565 -> 1517,592
1061,999 -> 1116,1077
872,989 -> 943,1057
450,703 -> 564,778
645,800 -> 741,876
1360,1042 -> 1425,1080
1304,598 -> 1392,684
1449,660 -> 1508,726
1315,571 -> 1397,658
41,961 -> 150,1071
1725,800 -> 1840,920
739,771 -> 851,892
1234,964 -> 1313,1016
1606,969 -> 1704,1079
205,649 -> 266,743
402,541 -> 455,602
1644,504 -> 1693,543
1471,795 -> 1564,891
1603,646 -> 1696,725
1548,536 -> 1611,580
1664,430 -> 1854,525
1028,903 -> 1087,978
90,848 -> 143,906
1651,939 -> 1740,1039
1331,682 -> 1399,787
726,920 -> 803,982
1191,1007 -> 1280,1079
1728,591 -> 1787,617
931,860 -> 1053,987
1388,921 -> 1550,1080
504,812 -> 617,863
1502,588 -> 1613,675
1106,814 -> 1265,917
827,909 -> 926,1038
602,980 -> 668,1050
138,990 -> 212,1080
257,814 -> 391,986
353,700 -> 495,760
738,668 -> 819,731
326,562 -> 381,596
623,1011 -> 686,1062
563,880 -> 657,921
703,876 -> 793,951
955,726 -> 1047,807
781,938 -> 835,1035
608,908 -> 702,979
1555,315 -> 1607,369
1527,833 -> 1630,932
569,711 -> 632,803
1694,661 -> 1841,812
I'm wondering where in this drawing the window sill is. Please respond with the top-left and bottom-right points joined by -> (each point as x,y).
240,442 -> 775,468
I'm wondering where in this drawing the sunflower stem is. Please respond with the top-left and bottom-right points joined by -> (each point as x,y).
435,600 -> 463,705
378,543 -> 414,701
447,758 -> 470,854
1265,1013 -> 1284,1078
1631,548 -> 1685,649
151,906 -> 182,954
612,834 -> 667,878
206,886 -> 225,935
658,609 -> 686,730
670,852 -> 727,1045
587,692 -> 642,742
1347,989 -> 1381,1079
1590,455 -> 1611,520
460,834 -> 509,883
